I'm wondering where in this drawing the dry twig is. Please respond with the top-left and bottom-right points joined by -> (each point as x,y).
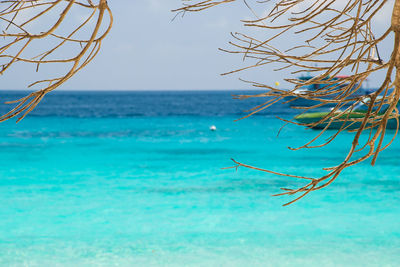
174,0 -> 400,205
0,0 -> 113,122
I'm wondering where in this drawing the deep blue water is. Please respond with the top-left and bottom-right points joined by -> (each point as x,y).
0,90 -> 294,118
0,90 -> 399,266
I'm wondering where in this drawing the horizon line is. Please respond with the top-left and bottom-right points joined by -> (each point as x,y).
0,88 -> 270,92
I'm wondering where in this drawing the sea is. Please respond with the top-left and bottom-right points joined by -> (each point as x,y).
0,90 -> 399,266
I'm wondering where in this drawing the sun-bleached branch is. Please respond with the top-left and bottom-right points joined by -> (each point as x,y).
0,0 -> 113,122
175,0 -> 400,205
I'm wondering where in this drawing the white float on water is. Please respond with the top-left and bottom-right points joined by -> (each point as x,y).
209,125 -> 217,131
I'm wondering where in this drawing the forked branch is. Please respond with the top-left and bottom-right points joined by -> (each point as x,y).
175,0 -> 400,205
0,0 -> 113,122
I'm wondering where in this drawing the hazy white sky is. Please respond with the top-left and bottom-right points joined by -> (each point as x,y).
0,0 -> 395,90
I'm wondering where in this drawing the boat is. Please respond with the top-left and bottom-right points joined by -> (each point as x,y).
294,110 -> 367,130
287,75 -> 372,109
294,100 -> 398,130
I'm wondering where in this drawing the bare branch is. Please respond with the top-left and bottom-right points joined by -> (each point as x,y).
0,0 -> 113,121
175,0 -> 400,205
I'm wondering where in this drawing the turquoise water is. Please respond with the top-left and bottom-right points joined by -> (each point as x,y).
0,91 -> 399,266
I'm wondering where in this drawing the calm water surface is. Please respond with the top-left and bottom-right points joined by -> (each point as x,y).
0,91 -> 399,266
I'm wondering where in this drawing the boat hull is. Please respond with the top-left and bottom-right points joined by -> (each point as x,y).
294,112 -> 399,130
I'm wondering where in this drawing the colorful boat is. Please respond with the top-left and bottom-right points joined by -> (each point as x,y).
288,75 -> 372,109
294,107 -> 398,130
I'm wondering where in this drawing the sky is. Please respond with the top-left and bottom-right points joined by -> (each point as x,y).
0,0 -> 396,90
